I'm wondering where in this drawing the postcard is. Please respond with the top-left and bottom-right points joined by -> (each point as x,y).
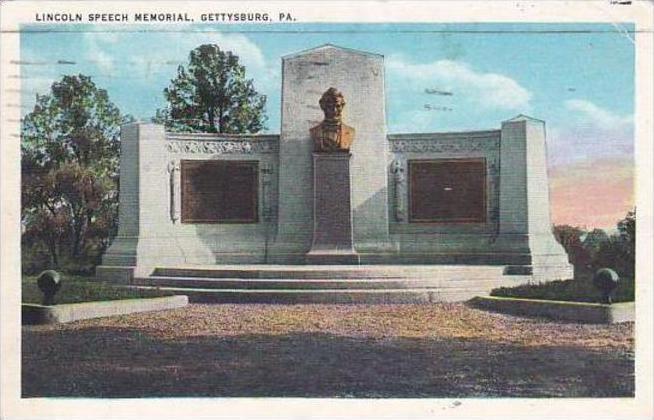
1,1 -> 652,418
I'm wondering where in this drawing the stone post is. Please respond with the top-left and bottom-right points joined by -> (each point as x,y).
97,122 -> 182,282
498,115 -> 573,280
97,123 -> 143,282
306,153 -> 359,264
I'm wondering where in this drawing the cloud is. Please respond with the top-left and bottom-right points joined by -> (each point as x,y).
391,110 -> 439,133
547,99 -> 633,166
20,29 -> 278,123
564,99 -> 633,130
83,31 -> 121,44
143,31 -> 279,122
72,30 -> 279,122
387,56 -> 531,110
150,30 -> 268,71
89,50 -> 115,74
122,25 -> 267,69
79,30 -> 271,82
147,32 -> 269,77
549,157 -> 633,229
82,32 -> 123,73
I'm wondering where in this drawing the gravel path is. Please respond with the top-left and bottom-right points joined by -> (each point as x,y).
22,303 -> 634,398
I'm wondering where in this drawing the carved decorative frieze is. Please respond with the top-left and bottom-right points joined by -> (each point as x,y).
389,137 -> 499,153
488,160 -> 500,176
167,139 -> 278,155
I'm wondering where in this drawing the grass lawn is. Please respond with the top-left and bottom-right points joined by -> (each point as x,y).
22,275 -> 173,305
491,272 -> 634,303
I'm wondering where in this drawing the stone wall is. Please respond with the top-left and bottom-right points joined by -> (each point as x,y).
98,118 -> 572,278
99,126 -> 281,278
386,130 -> 508,264
97,44 -> 573,283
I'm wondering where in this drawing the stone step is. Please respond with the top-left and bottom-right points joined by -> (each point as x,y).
126,285 -> 496,304
151,264 -> 519,280
135,276 -> 526,290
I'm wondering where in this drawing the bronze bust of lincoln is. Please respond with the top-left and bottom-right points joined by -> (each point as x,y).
310,87 -> 355,153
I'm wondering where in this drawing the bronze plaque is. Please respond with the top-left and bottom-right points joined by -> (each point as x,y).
181,160 -> 258,223
409,159 -> 486,223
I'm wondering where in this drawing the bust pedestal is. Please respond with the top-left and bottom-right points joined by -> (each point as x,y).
306,152 -> 360,265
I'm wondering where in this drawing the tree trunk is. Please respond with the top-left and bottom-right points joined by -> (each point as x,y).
43,203 -> 60,268
71,229 -> 81,257
71,212 -> 85,258
48,239 -> 59,268
207,107 -> 216,133
218,104 -> 224,133
79,210 -> 93,258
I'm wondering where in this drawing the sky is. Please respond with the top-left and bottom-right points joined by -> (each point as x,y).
19,23 -> 635,230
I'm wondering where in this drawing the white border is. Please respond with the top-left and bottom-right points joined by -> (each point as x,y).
1,1 -> 652,419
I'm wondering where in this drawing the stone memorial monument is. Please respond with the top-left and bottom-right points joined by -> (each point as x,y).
96,44 -> 574,303
306,88 -> 359,264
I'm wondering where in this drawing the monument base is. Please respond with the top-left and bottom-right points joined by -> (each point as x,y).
306,152 -> 359,265
305,251 -> 361,265
122,263 -> 534,304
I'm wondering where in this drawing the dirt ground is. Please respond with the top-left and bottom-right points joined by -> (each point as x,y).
22,303 -> 634,398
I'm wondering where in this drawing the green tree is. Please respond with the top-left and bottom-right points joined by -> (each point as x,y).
594,209 -> 636,277
617,209 -> 635,254
553,210 -> 636,279
21,74 -> 130,272
154,44 -> 267,133
582,228 -> 610,256
553,224 -> 591,269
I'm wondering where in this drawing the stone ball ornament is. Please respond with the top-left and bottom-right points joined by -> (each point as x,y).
36,270 -> 62,306
592,268 -> 619,304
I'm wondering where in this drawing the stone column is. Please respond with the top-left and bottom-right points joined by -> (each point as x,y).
97,122 -> 184,282
497,115 -> 573,280
306,153 -> 359,264
270,45 -> 392,263
97,123 -> 141,280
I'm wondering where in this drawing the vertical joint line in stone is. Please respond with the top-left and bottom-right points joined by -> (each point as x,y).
261,162 -> 274,223
488,157 -> 499,243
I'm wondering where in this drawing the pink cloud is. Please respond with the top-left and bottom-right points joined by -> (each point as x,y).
549,158 -> 634,230
547,124 -> 633,167
547,99 -> 633,167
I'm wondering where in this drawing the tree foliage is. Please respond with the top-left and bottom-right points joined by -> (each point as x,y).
154,44 -> 267,134
21,74 -> 130,273
552,224 -> 591,270
553,209 -> 636,279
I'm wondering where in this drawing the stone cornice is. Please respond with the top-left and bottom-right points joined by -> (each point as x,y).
388,131 -> 500,153
388,130 -> 501,141
166,133 -> 279,154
